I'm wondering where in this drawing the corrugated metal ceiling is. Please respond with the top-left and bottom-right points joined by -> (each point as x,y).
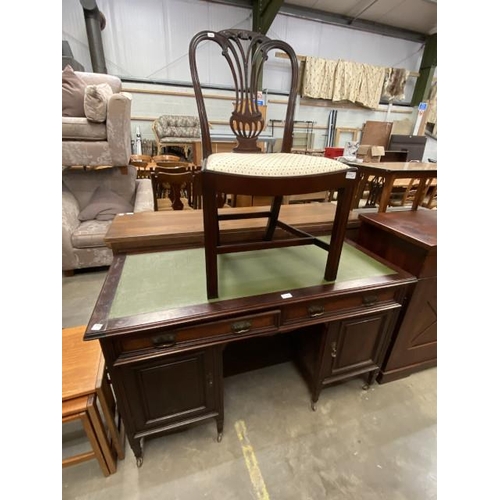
284,0 -> 437,36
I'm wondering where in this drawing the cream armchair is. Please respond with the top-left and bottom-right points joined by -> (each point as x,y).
62,68 -> 132,167
62,165 -> 154,275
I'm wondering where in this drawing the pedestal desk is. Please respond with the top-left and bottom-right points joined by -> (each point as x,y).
357,210 -> 437,383
84,238 -> 415,466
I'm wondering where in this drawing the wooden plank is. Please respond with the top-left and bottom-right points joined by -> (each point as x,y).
360,121 -> 393,148
122,87 -> 234,101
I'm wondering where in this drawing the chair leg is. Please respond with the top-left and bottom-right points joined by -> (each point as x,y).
264,196 -> 283,240
202,179 -> 220,299
324,186 -> 353,281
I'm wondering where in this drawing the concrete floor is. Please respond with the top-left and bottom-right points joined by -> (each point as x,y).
62,268 -> 437,500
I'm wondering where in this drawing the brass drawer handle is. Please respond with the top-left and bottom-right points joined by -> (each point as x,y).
362,295 -> 378,306
308,304 -> 325,318
331,341 -> 337,358
231,320 -> 252,335
151,333 -> 176,348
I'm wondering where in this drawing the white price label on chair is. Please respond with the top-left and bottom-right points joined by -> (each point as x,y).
346,171 -> 356,179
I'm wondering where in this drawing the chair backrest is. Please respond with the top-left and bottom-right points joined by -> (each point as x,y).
189,29 -> 299,159
152,154 -> 181,162
154,160 -> 192,169
150,169 -> 195,211
130,154 -> 152,163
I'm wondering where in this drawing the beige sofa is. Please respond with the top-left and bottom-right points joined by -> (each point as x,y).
62,68 -> 132,167
152,115 -> 200,159
62,166 -> 153,274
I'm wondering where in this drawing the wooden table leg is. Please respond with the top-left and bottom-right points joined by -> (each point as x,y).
87,394 -> 118,474
62,410 -> 111,477
351,172 -> 368,210
193,142 -> 202,167
96,371 -> 126,460
423,183 -> 437,208
411,177 -> 431,210
378,174 -> 396,212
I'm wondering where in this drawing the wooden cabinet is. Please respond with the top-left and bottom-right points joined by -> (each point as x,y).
294,309 -> 399,410
108,346 -> 223,464
357,210 -> 437,383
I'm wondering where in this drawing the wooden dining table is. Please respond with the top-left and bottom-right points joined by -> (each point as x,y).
349,161 -> 437,213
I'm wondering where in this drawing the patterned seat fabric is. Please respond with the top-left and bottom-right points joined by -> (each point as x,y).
205,153 -> 347,176
153,115 -> 201,140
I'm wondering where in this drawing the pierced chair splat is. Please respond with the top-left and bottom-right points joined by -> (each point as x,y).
189,29 -> 357,299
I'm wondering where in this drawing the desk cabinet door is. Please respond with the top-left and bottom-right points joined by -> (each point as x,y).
322,311 -> 396,382
116,347 -> 222,433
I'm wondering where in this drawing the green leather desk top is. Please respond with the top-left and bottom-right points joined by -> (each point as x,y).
108,240 -> 396,320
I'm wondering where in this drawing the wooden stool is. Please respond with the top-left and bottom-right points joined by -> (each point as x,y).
62,326 -> 125,476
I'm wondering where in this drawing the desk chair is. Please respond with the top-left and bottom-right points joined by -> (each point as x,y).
189,29 -> 357,299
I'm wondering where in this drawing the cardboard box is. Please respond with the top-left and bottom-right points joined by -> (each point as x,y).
357,145 -> 385,163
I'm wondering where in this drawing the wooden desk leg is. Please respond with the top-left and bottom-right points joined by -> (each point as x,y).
378,174 -> 396,212
411,178 -> 430,211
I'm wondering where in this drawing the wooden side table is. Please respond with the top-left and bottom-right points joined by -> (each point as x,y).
350,161 -> 437,213
62,326 -> 126,476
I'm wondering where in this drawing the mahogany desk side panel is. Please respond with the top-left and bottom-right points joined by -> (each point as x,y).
357,210 -> 437,383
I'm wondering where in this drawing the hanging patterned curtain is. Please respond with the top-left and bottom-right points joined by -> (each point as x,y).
331,60 -> 363,104
302,56 -> 337,99
356,63 -> 386,109
302,57 -> 386,110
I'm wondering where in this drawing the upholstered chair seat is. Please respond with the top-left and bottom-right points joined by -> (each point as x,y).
205,153 -> 347,176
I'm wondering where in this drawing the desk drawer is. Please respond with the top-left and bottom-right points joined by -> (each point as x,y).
117,310 -> 281,355
282,288 -> 398,326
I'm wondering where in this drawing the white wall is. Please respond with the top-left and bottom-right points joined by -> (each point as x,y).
62,0 -> 434,155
